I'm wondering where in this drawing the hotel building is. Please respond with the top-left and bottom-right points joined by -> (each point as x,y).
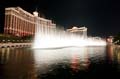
4,7 -> 56,37
67,26 -> 87,38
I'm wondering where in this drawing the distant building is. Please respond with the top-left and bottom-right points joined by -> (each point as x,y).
107,36 -> 113,43
4,7 -> 56,37
66,26 -> 87,38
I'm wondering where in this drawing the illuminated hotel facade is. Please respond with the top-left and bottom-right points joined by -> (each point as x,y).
67,26 -> 87,38
4,7 -> 56,37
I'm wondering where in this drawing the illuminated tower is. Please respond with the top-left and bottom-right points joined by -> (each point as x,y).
33,11 -> 38,17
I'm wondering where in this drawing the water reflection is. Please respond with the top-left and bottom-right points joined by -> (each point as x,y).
113,45 -> 120,71
0,48 -> 37,79
106,45 -> 114,63
114,46 -> 120,63
34,46 -> 106,75
34,47 -> 90,73
0,46 -> 118,79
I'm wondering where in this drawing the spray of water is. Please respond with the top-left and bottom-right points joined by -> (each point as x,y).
32,26 -> 106,49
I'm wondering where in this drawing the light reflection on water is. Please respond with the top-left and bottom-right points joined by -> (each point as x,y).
34,46 -> 106,73
0,46 -> 119,79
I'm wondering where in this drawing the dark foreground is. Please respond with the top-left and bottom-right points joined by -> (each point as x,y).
0,45 -> 120,79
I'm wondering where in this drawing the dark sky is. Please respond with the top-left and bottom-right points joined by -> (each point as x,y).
0,0 -> 120,37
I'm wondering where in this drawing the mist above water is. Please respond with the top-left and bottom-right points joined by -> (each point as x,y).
32,26 -> 106,49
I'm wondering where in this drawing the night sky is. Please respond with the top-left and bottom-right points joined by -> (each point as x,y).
0,0 -> 119,37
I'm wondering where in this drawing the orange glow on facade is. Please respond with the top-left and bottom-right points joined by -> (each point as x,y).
4,7 -> 56,37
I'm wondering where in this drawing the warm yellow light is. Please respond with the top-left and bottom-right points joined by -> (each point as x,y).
33,11 -> 38,17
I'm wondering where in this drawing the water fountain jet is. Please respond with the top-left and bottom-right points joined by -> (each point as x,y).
32,26 -> 106,49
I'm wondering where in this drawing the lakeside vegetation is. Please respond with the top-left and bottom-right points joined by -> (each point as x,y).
113,33 -> 120,45
0,34 -> 33,43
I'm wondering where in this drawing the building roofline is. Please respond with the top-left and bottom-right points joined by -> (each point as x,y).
5,7 -> 55,24
5,7 -> 34,17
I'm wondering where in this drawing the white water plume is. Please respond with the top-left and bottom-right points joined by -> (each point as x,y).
32,26 -> 106,49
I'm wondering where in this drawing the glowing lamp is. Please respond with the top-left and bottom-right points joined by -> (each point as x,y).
33,11 -> 38,17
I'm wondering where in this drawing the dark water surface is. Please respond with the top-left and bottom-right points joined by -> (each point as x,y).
0,45 -> 120,79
